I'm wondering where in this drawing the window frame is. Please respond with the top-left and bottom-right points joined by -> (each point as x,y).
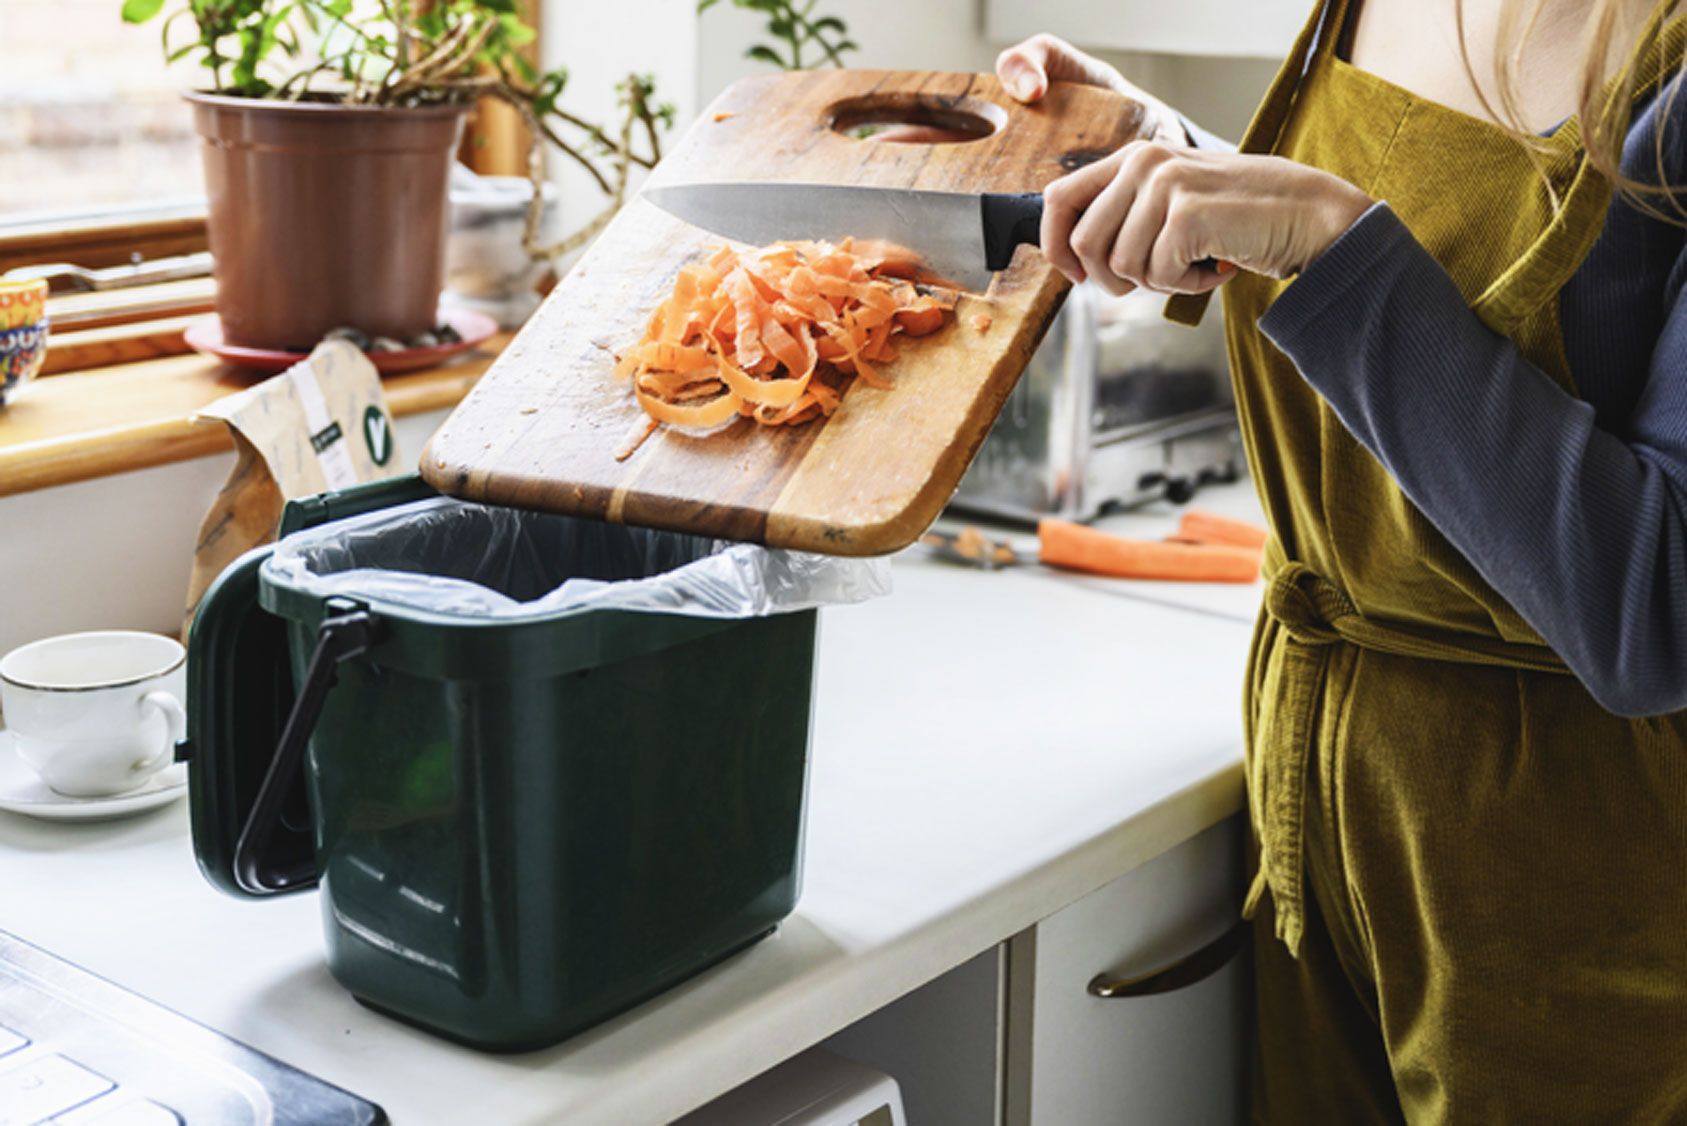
0,204 -> 209,277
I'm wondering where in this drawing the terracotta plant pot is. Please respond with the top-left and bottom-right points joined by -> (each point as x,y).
186,93 -> 466,351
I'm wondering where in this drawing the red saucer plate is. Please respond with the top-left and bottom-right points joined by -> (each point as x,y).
183,308 -> 499,375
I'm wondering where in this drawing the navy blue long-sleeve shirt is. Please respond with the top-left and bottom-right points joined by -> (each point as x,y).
1254,78 -> 1687,716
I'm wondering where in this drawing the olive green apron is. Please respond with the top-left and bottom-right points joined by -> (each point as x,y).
1165,1 -> 1687,1119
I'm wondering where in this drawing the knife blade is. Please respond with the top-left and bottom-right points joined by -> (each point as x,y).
642,181 -> 1043,294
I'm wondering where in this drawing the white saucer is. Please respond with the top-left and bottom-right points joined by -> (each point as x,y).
0,731 -> 187,822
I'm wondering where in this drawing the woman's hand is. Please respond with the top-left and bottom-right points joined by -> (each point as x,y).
1042,141 -> 1375,296
996,32 -> 1372,295
995,34 -> 1188,145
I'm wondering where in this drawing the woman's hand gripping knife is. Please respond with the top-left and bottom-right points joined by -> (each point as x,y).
995,34 -> 1376,295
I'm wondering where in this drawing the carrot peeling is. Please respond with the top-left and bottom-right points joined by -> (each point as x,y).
1039,518 -> 1262,583
614,416 -> 660,462
1173,509 -> 1269,550
616,239 -> 960,451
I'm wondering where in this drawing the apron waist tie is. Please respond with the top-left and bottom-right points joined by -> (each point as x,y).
1246,559 -> 1571,956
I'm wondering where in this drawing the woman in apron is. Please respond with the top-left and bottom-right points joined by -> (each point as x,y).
999,0 -> 1687,1120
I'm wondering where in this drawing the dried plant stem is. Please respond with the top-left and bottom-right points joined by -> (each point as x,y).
430,75 -> 619,195
513,74 -> 666,263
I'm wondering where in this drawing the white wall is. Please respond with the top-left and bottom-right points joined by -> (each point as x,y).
0,410 -> 447,662
539,0 -> 701,258
1098,50 -> 1280,144
695,0 -> 999,106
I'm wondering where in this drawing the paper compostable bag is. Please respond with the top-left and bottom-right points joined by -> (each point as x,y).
184,339 -> 404,633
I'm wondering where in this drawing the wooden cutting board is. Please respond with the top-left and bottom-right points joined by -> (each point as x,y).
420,70 -> 1149,555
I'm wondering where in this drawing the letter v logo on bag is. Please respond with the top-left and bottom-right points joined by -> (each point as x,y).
363,406 -> 393,467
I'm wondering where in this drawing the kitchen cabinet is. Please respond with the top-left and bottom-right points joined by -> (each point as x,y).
985,0 -> 1305,59
819,948 -> 1003,1126
807,816 -> 1249,1125
1004,814 -> 1249,1125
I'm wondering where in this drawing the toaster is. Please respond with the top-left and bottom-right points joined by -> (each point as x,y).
952,283 -> 1244,523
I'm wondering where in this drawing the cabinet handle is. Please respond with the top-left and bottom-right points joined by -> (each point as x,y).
1086,919 -> 1248,999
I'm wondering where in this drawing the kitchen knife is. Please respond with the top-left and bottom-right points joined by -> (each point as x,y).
642,181 -> 1043,294
643,181 -> 1232,293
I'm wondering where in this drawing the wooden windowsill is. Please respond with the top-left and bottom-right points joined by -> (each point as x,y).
0,334 -> 510,498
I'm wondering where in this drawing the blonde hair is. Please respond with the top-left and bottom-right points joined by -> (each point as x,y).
1462,0 -> 1685,219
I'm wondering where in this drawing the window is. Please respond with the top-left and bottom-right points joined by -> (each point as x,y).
0,0 -> 539,278
0,0 -> 203,223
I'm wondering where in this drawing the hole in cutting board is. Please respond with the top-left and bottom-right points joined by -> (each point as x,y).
828,94 -> 1006,144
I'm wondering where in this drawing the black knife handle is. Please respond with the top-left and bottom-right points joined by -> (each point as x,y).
983,191 -> 1230,278
981,192 -> 1043,272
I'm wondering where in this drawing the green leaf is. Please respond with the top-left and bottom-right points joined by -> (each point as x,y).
812,15 -> 844,33
121,0 -> 166,24
232,27 -> 259,87
745,43 -> 785,67
498,13 -> 535,46
532,69 -> 565,115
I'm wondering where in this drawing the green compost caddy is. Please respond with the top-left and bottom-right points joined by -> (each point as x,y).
182,475 -> 818,1051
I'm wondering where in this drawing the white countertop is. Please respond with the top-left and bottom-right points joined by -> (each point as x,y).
1,488 -> 1262,1125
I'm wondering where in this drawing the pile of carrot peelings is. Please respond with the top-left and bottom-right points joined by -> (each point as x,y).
611,239 -> 959,459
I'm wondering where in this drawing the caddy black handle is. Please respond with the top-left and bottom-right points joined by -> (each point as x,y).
232,608 -> 385,896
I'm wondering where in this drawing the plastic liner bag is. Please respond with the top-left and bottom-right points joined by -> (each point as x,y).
263,496 -> 892,619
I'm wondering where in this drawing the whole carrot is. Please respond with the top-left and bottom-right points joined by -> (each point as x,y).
1174,509 -> 1270,550
1039,518 -> 1262,583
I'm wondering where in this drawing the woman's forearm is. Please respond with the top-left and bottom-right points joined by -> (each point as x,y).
1260,202 -> 1687,716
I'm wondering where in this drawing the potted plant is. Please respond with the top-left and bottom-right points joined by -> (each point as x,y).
122,0 -> 672,351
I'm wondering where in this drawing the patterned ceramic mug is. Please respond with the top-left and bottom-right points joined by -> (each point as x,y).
0,277 -> 49,406
0,276 -> 46,330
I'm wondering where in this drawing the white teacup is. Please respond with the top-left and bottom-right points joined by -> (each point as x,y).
0,631 -> 187,798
